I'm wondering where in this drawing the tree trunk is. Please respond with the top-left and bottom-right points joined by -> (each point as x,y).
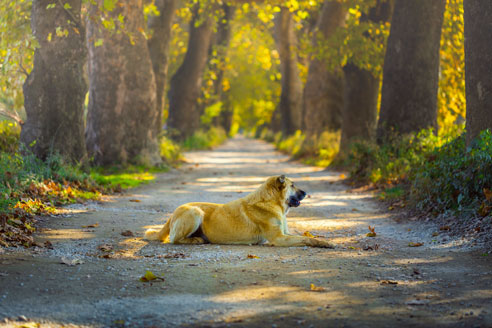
464,0 -> 492,145
21,0 -> 87,163
377,0 -> 446,141
148,0 -> 178,137
302,1 -> 346,136
340,65 -> 379,151
339,0 -> 392,152
167,7 -> 214,141
274,7 -> 303,136
86,0 -> 160,166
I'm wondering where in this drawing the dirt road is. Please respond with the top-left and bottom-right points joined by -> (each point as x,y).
1,137 -> 491,327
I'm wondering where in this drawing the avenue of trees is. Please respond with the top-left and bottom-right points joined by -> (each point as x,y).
0,0 -> 491,166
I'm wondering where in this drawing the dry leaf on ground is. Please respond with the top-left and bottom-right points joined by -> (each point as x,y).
98,244 -> 113,252
366,225 -> 377,237
310,283 -> 325,292
139,270 -> 164,282
81,223 -> 99,228
408,242 -> 424,247
129,199 -> 141,203
121,230 -> 134,237
380,280 -> 398,285
247,254 -> 259,259
303,231 -> 314,238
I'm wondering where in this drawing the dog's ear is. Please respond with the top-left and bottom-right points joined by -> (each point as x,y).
275,175 -> 286,190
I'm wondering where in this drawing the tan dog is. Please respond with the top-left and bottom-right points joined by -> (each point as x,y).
144,175 -> 334,248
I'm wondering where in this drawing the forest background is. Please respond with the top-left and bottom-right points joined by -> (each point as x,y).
1,0 -> 491,248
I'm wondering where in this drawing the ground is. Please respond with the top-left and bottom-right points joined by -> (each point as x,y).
0,137 -> 491,328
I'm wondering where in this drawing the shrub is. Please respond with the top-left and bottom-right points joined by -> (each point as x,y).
0,121 -> 20,153
181,126 -> 227,150
159,135 -> 182,165
411,129 -> 492,216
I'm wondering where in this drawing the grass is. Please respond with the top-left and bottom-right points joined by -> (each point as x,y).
181,126 -> 228,150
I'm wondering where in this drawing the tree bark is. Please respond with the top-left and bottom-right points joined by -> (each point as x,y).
167,7 -> 214,141
377,0 -> 446,141
21,0 -> 87,163
213,5 -> 234,134
274,7 -> 304,136
340,0 -> 392,152
464,0 -> 492,145
86,0 -> 160,166
302,1 -> 346,136
148,0 -> 178,137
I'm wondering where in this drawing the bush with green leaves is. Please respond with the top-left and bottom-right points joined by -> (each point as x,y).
411,129 -> 492,215
181,126 -> 227,150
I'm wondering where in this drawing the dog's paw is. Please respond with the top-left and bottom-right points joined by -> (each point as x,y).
314,240 -> 335,249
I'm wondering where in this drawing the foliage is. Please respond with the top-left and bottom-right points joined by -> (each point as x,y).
411,130 -> 492,216
314,0 -> 391,77
90,169 -> 156,190
438,0 -> 465,131
269,129 -> 340,167
344,127 -> 462,185
159,135 -> 182,165
342,125 -> 492,217
0,121 -> 20,153
181,126 -> 227,150
0,0 -> 35,116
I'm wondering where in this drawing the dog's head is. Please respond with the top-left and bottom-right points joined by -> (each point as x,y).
268,175 -> 307,208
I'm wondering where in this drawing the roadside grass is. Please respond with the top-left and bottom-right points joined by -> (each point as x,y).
181,126 -> 228,150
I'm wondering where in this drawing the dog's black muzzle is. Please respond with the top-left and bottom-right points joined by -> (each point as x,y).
288,189 -> 307,207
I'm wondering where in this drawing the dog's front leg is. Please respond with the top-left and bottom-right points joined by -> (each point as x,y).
268,234 -> 335,248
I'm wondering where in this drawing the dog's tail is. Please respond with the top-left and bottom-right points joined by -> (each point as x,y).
144,219 -> 171,242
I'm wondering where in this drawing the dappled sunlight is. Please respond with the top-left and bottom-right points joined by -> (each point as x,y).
393,257 -> 455,265
40,229 -> 96,240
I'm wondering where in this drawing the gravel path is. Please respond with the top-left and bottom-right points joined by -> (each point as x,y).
0,136 -> 491,328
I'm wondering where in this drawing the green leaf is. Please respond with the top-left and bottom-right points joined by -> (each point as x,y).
63,3 -> 72,10
103,0 -> 117,12
94,38 -> 104,47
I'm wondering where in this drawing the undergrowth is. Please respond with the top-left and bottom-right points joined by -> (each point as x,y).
260,128 -> 340,167
344,125 -> 492,217
181,126 -> 228,150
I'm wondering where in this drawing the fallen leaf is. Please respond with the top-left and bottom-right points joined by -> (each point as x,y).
366,225 -> 377,237
61,257 -> 84,266
247,254 -> 260,259
439,226 -> 451,231
82,223 -> 99,228
98,244 -> 113,252
18,323 -> 40,328
351,208 -> 358,211
310,283 -> 325,291
303,231 -> 314,238
44,240 -> 53,249
139,270 -> 164,282
408,242 -> 424,247
129,199 -> 141,203
380,280 -> 398,285
413,268 -> 420,275
121,230 -> 134,237
339,174 -> 346,179
484,188 -> 492,201
432,232 -> 439,237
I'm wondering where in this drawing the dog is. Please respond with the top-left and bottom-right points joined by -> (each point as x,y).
144,175 -> 334,248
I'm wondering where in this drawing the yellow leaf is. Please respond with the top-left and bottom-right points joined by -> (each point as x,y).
408,242 -> 424,247
140,270 -> 163,282
247,254 -> 259,259
339,174 -> 346,179
303,231 -> 314,238
129,199 -> 141,202
310,283 -> 325,292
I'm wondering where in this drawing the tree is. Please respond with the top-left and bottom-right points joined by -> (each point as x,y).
303,1 -> 346,136
148,0 -> 178,137
377,0 -> 446,141
340,0 -> 392,152
274,7 -> 303,136
167,5 -> 215,141
464,0 -> 492,145
208,4 -> 235,134
20,0 -> 87,162
86,0 -> 160,166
